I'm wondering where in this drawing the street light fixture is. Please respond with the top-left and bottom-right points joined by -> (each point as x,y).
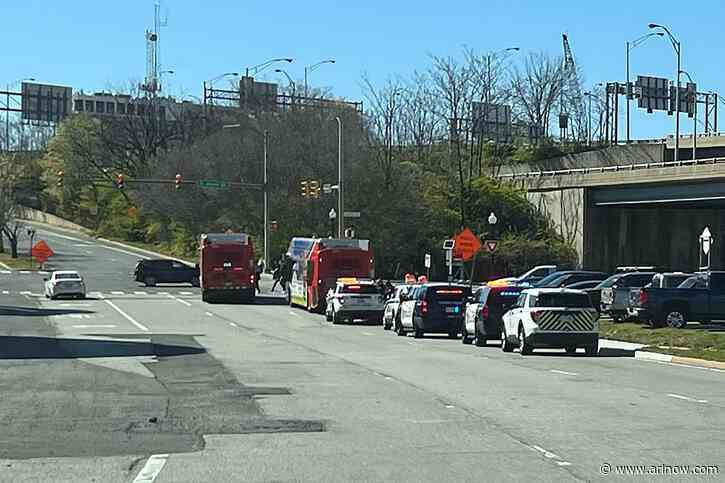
334,116 -> 343,238
626,32 -> 663,143
274,69 -> 296,98
245,58 -> 293,77
649,23 -> 681,161
679,69 -> 697,161
304,59 -> 336,99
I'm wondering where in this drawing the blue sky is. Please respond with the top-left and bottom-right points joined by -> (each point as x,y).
3,0 -> 723,139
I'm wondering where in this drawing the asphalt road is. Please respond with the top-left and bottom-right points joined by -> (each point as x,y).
1,224 -> 724,482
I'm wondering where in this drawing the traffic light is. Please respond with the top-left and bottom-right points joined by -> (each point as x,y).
56,170 -> 64,187
300,180 -> 308,198
309,180 -> 320,199
175,173 -> 182,190
116,173 -> 125,190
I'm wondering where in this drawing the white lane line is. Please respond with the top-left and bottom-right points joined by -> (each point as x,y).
19,271 -> 30,274
288,311 -> 299,317
88,291 -> 102,298
0,270 -> 11,274
667,393 -> 709,404
30,293 -> 43,297
19,291 -> 31,295
132,454 -> 169,483
550,369 -> 578,376
72,324 -> 117,329
134,291 -> 148,295
73,243 -> 92,247
167,294 -> 192,307
361,331 -> 374,336
179,291 -> 193,295
205,312 -> 214,317
111,291 -> 125,295
229,322 -> 238,328
2,290 -> 9,295
530,444 -> 572,466
38,271 -> 48,275
38,231 -> 89,243
98,294 -> 149,332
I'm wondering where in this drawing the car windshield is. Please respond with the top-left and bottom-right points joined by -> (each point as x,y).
534,293 -> 592,308
678,276 -> 707,289
533,272 -> 568,287
596,275 -> 622,288
55,273 -> 81,280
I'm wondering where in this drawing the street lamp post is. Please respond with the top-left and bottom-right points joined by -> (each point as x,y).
304,60 -> 336,99
649,23 -> 681,161
335,117 -> 343,238
245,58 -> 293,78
158,70 -> 174,92
626,33 -> 663,143
274,69 -> 296,100
680,70 -> 697,161
222,123 -> 270,270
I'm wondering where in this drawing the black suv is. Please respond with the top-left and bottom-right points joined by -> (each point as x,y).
134,259 -> 200,287
463,285 -> 525,346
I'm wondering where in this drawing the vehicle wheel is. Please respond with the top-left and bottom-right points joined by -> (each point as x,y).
585,340 -> 599,357
325,311 -> 333,322
664,309 -> 687,329
144,276 -> 156,287
612,315 -> 623,323
565,345 -> 577,355
518,325 -> 532,355
332,310 -> 343,325
413,319 -> 423,339
501,327 -> 514,352
474,320 -> 487,347
461,325 -> 473,345
50,294 -> 57,300
383,314 -> 392,330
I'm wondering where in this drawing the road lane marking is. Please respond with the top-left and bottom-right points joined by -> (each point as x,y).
550,369 -> 578,376
111,291 -> 125,295
98,294 -> 149,332
530,445 -> 572,466
361,331 -> 374,336
19,271 -> 30,274
179,291 -> 193,295
19,291 -> 31,295
73,243 -> 92,247
667,393 -> 708,404
205,312 -> 213,317
39,231 -> 89,243
288,311 -> 299,317
0,270 -> 11,274
132,454 -> 169,483
134,291 -> 148,295
2,290 -> 9,295
167,294 -> 192,307
72,324 -> 117,329
229,322 -> 238,328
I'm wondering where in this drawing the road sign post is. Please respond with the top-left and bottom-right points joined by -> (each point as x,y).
424,253 -> 431,279
443,240 -> 455,282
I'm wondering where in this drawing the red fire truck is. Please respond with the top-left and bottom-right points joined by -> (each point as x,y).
200,232 -> 256,303
286,237 -> 375,312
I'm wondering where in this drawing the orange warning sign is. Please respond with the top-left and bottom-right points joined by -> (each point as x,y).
31,240 -> 55,263
453,228 -> 482,261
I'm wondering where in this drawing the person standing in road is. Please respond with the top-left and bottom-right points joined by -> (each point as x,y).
271,257 -> 283,292
255,259 -> 265,294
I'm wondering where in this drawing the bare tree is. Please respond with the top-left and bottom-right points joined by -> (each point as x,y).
509,52 -> 564,140
0,157 -> 25,257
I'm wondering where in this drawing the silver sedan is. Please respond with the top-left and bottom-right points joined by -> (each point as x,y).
44,271 -> 87,300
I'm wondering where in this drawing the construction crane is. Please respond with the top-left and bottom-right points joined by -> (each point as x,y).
559,33 -> 585,142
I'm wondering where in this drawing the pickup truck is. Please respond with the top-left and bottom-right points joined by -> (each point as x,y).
626,272 -> 692,321
599,272 -> 656,322
634,271 -> 725,328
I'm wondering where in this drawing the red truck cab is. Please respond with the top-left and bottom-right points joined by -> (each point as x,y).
200,232 -> 255,303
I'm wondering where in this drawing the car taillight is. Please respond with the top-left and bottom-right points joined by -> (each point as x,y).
250,274 -> 255,283
480,305 -> 489,319
421,300 -> 428,314
639,291 -> 648,305
531,310 -> 541,322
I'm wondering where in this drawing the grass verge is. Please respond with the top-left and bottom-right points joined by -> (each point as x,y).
601,320 -> 725,363
0,251 -> 37,270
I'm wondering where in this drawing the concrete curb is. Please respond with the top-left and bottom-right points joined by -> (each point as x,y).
635,349 -> 725,370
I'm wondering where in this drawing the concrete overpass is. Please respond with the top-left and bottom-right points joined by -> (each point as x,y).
495,140 -> 725,272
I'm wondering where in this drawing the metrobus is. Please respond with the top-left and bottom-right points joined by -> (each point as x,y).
286,237 -> 375,312
200,232 -> 256,303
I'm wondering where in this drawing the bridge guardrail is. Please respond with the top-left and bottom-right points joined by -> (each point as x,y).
496,157 -> 725,180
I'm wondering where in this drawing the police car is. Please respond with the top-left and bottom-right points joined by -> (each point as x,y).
325,278 -> 385,324
501,288 -> 599,356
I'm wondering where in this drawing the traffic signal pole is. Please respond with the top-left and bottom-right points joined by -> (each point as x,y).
263,130 -> 269,273
335,117 -> 343,238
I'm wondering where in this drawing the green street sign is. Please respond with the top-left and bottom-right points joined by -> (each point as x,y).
198,179 -> 230,189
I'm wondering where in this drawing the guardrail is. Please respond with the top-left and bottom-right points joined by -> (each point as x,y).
496,157 -> 725,180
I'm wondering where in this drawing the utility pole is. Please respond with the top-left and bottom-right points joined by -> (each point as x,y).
335,117 -> 343,238
263,130 -> 269,271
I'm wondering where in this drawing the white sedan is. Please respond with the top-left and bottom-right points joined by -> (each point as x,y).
44,271 -> 87,300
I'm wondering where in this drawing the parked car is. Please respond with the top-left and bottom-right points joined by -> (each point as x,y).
566,280 -> 604,290
383,284 -> 411,330
635,271 -> 725,328
325,278 -> 385,324
492,265 -> 558,287
600,272 -> 656,321
397,283 -> 471,338
501,288 -> 599,356
44,270 -> 86,300
134,259 -> 200,287
462,284 -> 525,346
536,271 -> 609,288
626,272 -> 692,321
